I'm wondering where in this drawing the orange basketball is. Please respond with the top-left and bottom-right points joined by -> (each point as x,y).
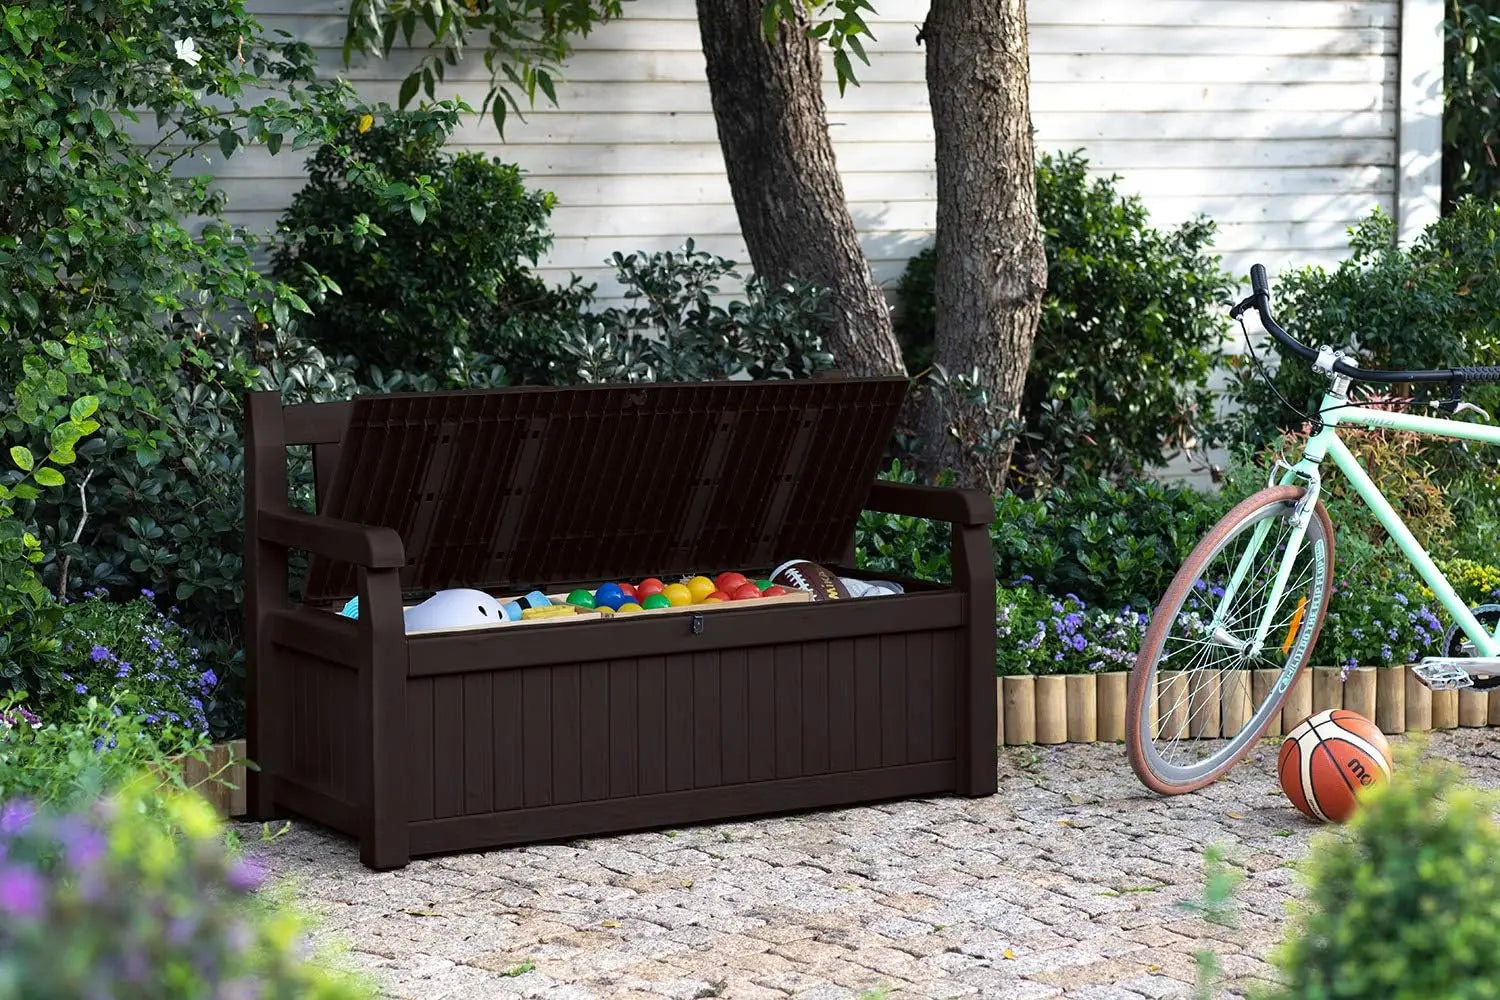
1278,709 -> 1394,824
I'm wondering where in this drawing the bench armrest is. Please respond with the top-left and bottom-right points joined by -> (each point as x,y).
257,509 -> 406,569
864,481 -> 993,528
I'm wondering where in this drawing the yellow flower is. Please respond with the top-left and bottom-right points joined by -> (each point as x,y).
357,113 -> 373,134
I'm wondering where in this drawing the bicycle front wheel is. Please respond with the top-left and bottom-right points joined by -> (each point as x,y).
1126,485 -> 1334,794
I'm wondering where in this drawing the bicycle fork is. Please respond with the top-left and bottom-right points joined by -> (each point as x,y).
1203,473 -> 1320,690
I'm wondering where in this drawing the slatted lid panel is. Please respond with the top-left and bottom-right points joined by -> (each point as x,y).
301,377 -> 908,601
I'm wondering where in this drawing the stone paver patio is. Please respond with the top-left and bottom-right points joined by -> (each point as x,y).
242,729 -> 1500,1000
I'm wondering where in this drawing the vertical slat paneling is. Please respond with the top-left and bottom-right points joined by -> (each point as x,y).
314,665 -> 329,786
522,667 -> 553,807
719,648 -> 749,785
492,670 -> 524,811
463,673 -> 493,814
637,656 -> 667,795
801,642 -> 830,775
746,646 -> 777,781
880,634 -> 908,766
854,636 -> 883,769
407,677 -> 435,821
551,665 -> 582,805
827,638 -> 857,773
665,653 -> 694,792
692,652 -> 721,788
609,660 -> 639,798
774,645 -> 803,778
433,676 -> 465,818
905,632 -> 935,762
933,631 -> 958,759
580,663 -> 611,801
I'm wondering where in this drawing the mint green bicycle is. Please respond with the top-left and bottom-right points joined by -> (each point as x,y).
1126,264 -> 1500,794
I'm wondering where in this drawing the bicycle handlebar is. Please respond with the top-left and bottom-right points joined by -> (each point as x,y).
1232,263 -> 1500,386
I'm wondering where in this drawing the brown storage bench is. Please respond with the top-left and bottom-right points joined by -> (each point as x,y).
243,376 -> 996,869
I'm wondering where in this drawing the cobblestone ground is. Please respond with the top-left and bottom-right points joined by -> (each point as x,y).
242,729 -> 1500,1000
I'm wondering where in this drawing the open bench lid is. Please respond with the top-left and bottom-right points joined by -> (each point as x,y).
301,376 -> 909,602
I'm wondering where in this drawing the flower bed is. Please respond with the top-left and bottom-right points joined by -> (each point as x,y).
991,574 -> 1500,745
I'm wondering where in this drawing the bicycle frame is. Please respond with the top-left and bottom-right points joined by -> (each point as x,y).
1239,388 -> 1500,667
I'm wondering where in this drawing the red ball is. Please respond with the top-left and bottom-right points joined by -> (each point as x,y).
636,578 -> 665,598
729,582 -> 762,601
715,572 -> 750,593
761,584 -> 790,597
617,582 -> 638,599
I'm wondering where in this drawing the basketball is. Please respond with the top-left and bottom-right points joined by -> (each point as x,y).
1278,709 -> 1394,824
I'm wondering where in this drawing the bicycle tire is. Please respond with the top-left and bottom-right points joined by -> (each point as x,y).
1126,485 -> 1335,795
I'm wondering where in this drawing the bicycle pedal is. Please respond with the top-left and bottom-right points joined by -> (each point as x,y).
1414,659 -> 1480,690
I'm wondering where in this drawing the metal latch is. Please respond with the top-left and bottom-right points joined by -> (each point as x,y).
690,613 -> 705,635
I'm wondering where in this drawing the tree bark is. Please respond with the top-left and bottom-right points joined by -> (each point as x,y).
916,0 -> 1048,493
694,0 -> 906,378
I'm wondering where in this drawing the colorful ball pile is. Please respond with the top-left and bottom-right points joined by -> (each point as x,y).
564,571 -> 789,614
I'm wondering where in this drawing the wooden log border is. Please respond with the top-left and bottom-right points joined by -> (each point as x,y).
993,666 -> 1476,746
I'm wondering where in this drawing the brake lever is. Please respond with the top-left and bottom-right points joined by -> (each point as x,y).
1433,399 -> 1493,421
1229,294 -> 1257,320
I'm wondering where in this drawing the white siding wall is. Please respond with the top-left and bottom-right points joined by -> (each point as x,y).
215,0 -> 1426,310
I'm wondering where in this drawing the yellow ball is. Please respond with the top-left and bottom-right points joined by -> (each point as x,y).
617,602 -> 643,613
686,575 -> 717,603
662,583 -> 693,606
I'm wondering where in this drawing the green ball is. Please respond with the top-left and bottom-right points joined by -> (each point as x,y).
641,593 -> 672,610
565,588 -> 597,609
755,579 -> 773,591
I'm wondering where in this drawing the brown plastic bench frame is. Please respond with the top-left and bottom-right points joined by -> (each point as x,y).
242,380 -> 996,869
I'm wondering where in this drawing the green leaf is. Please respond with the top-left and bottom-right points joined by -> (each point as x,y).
90,108 -> 113,136
398,73 -> 420,108
32,467 -> 64,488
9,446 -> 33,472
17,292 -> 39,322
218,129 -> 240,158
69,395 -> 98,421
41,341 -> 65,360
409,200 -> 427,224
535,69 -> 557,105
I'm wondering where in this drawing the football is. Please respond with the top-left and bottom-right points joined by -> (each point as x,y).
770,559 -> 850,602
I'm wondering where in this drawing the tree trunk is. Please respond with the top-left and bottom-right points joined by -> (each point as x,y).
694,0 -> 905,378
916,0 -> 1047,493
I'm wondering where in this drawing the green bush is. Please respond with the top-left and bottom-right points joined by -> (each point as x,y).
0,692 -> 209,812
1260,748 -> 1500,999
562,240 -> 837,383
1227,201 -> 1500,454
992,476 -> 1225,610
992,584 -> 1148,676
1444,1 -> 1500,207
894,149 -> 1234,485
273,113 -> 590,382
0,777 -> 372,1000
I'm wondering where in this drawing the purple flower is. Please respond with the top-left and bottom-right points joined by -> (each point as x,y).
140,588 -> 155,599
74,683 -> 88,695
200,669 -> 218,688
1070,634 -> 1087,651
225,859 -> 267,894
0,865 -> 44,918
89,645 -> 111,663
115,662 -> 131,678
56,817 -> 106,869
1,800 -> 35,836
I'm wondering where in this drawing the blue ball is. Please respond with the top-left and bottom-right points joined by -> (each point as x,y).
501,601 -> 522,622
594,582 -> 626,610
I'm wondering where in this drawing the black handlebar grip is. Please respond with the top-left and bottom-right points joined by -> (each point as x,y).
1459,366 -> 1500,384
1251,263 -> 1269,300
